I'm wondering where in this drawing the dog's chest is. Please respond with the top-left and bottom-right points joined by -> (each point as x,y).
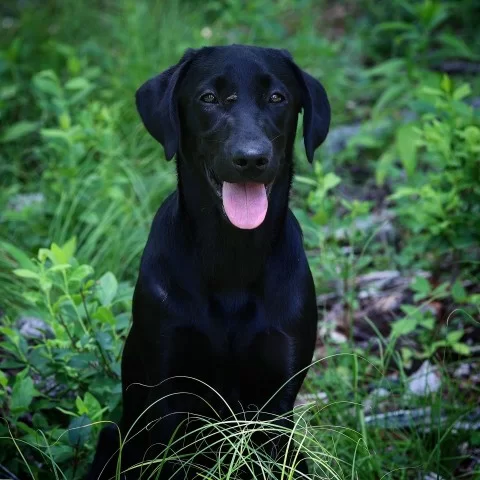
172,290 -> 292,405
206,291 -> 264,351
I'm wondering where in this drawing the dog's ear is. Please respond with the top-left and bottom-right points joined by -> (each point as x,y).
135,49 -> 197,161
298,70 -> 330,163
281,52 -> 331,163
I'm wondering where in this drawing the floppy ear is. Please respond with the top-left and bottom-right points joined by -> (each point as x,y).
135,49 -> 197,161
282,53 -> 331,163
298,70 -> 331,163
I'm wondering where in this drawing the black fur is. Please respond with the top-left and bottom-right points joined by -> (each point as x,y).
87,44 -> 330,480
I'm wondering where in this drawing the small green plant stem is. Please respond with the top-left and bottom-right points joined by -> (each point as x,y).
62,270 -> 88,335
57,312 -> 78,350
80,291 -> 118,379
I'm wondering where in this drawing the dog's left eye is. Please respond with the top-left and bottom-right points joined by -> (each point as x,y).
269,93 -> 285,104
200,93 -> 218,104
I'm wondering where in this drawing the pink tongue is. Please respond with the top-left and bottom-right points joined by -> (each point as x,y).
222,182 -> 268,229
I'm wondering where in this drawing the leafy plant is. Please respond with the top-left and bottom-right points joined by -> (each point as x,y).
1,0 -> 480,478
388,77 -> 480,271
0,239 -> 131,478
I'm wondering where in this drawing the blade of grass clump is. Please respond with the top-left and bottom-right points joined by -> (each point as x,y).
36,430 -> 64,480
124,371 -> 362,479
0,432 -> 69,480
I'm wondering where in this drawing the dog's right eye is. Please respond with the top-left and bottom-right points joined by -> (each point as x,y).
200,93 -> 218,104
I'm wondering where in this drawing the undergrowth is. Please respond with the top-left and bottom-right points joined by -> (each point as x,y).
1,0 -> 479,478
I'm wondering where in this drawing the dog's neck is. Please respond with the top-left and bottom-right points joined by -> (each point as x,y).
175,155 -> 293,289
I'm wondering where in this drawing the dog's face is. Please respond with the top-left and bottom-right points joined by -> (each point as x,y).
177,48 -> 300,201
136,45 -> 330,229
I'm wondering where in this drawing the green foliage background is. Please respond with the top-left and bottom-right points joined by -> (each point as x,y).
0,0 -> 479,478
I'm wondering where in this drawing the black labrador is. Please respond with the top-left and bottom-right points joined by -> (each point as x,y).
87,44 -> 330,480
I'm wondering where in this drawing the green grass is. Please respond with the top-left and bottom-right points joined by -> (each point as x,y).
1,0 -> 479,478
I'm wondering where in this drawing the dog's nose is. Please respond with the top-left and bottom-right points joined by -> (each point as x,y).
232,147 -> 270,177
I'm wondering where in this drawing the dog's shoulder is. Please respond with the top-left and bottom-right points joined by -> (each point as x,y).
138,192 -> 182,279
149,191 -> 179,235
267,209 -> 310,280
136,191 -> 200,306
285,208 -> 303,238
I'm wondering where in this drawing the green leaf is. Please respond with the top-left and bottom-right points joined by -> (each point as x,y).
294,175 -> 317,187
70,265 -> 94,284
410,276 -> 431,296
59,112 -> 71,130
451,279 -> 467,303
94,306 -> 116,326
419,316 -> 435,330
97,272 -> 118,306
49,264 -> 72,272
453,83 -> 472,101
40,128 -> 72,145
95,331 -> 113,352
32,70 -> 62,97
451,343 -> 471,356
10,375 -> 39,414
401,347 -> 413,363
376,148 -> 396,186
67,414 -> 92,447
438,34 -> 475,60
396,123 -> 419,178
39,277 -> 53,293
48,444 -> 74,463
0,241 -> 35,269
420,86 -> 443,98
56,407 -> 78,417
470,294 -> 480,307
364,58 -> 406,77
389,186 -> 418,200
32,412 -> 49,430
62,237 -> 77,261
372,82 -> 408,117
83,392 -> 102,419
440,74 -> 452,94
50,243 -> 68,265
0,370 -> 8,388
65,77 -> 91,90
38,248 -> 51,263
322,172 -> 341,192
446,330 -> 464,344
391,317 -> 417,337
0,121 -> 38,143
75,396 -> 86,415
13,269 -> 39,280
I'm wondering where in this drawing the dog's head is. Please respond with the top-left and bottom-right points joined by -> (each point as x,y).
136,45 -> 330,230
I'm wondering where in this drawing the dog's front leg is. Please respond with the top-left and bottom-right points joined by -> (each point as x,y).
237,329 -> 311,478
121,322 -> 217,479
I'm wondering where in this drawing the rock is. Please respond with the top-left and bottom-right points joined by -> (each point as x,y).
323,123 -> 361,156
364,407 -> 480,433
364,407 -> 433,429
407,361 -> 441,397
422,473 -> 445,480
329,330 -> 348,344
7,193 -> 45,212
363,387 -> 390,412
453,363 -> 471,378
295,391 -> 328,407
17,316 -> 53,339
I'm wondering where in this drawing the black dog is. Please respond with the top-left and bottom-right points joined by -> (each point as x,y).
87,44 -> 330,479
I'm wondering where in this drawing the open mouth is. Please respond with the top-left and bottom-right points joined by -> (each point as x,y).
206,168 -> 273,230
